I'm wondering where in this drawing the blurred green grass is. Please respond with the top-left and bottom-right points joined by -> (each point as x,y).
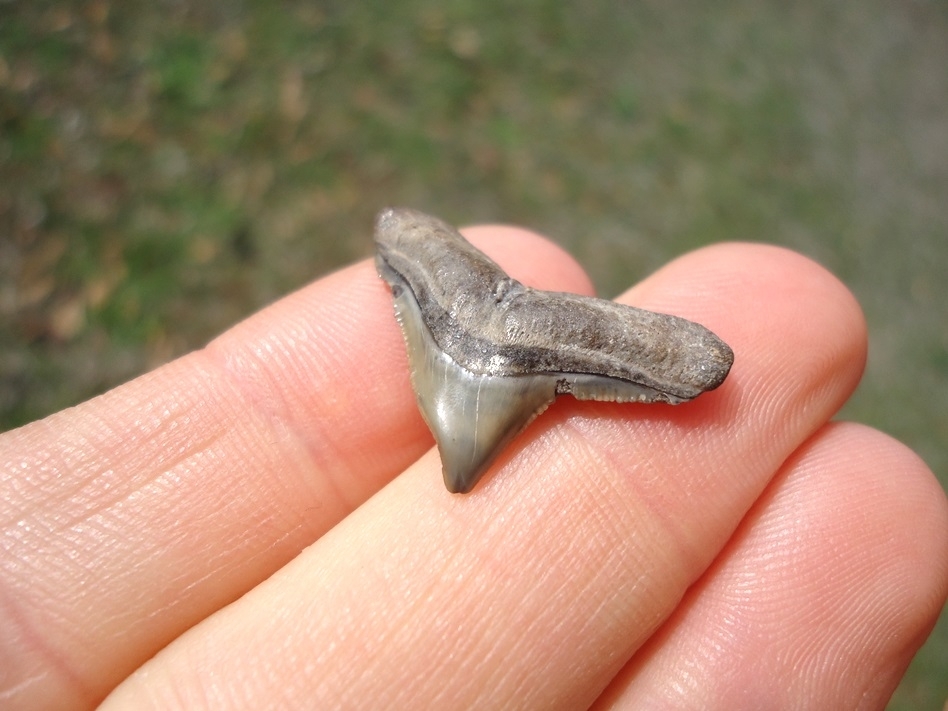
1,1 -> 946,707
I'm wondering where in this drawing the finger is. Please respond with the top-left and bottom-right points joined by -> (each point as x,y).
0,225 -> 593,710
101,243 -> 876,709
593,423 -> 948,709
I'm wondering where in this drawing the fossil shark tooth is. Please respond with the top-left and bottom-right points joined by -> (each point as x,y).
374,207 -> 734,494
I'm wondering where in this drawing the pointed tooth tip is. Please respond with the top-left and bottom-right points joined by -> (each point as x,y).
437,441 -> 489,493
442,462 -> 484,494
444,476 -> 472,494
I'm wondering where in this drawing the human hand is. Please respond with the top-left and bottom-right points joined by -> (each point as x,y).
3,225 -> 946,709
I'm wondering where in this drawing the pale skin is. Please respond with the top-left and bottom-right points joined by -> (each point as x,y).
2,226 -> 947,710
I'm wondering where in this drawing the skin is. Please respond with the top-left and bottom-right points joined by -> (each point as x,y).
1,227 -> 946,710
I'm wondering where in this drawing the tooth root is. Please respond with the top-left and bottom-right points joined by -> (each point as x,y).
374,207 -> 733,404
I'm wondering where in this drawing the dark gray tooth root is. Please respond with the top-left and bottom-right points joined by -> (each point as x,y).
374,207 -> 734,493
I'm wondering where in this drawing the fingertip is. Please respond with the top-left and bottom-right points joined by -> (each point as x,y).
830,423 -> 948,605
461,223 -> 597,297
634,242 -> 867,351
624,243 -> 868,429
599,420 -> 947,709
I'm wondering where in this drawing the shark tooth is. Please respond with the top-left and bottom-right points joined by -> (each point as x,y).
374,207 -> 734,493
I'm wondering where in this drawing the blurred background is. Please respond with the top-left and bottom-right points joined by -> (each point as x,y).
1,1 -> 945,706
